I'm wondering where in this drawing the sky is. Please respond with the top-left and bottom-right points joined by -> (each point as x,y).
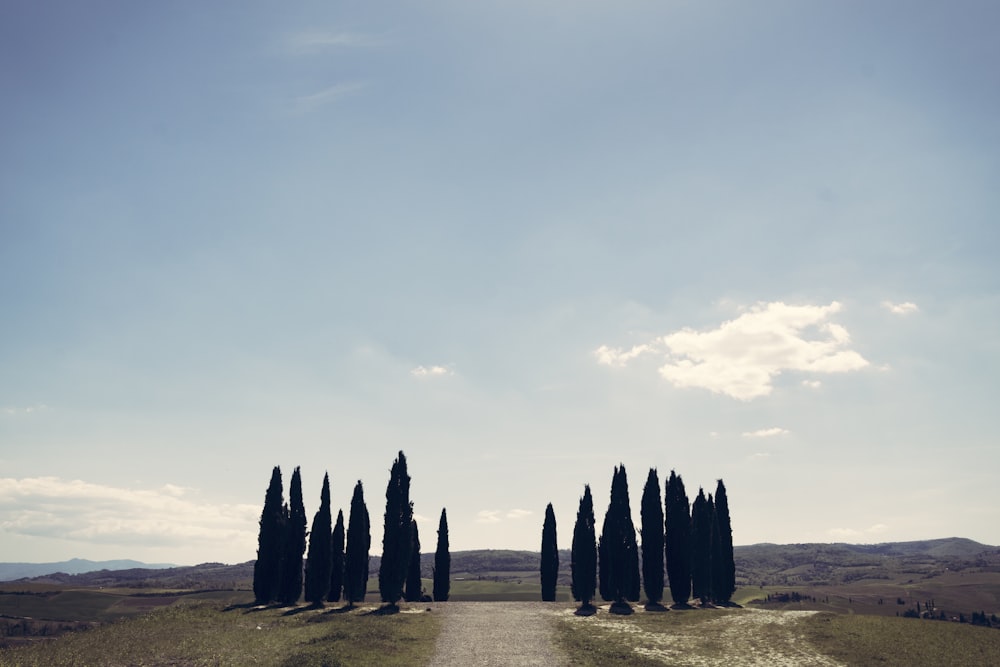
2,0 -> 999,566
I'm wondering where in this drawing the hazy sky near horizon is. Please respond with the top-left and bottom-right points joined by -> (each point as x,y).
2,1 -> 999,566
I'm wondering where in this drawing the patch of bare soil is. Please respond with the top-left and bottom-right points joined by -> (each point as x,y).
566,607 -> 846,666
429,601 -> 570,666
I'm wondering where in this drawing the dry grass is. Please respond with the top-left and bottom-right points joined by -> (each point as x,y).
0,600 -> 439,667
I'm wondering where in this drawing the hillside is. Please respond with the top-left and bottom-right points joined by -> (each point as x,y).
7,537 -> 995,592
0,559 -> 175,582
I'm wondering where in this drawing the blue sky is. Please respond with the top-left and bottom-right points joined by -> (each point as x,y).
2,1 -> 998,565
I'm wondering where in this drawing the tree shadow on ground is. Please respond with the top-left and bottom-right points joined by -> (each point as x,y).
366,604 -> 400,616
609,602 -> 634,615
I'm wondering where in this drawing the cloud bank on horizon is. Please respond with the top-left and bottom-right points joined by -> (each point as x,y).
595,301 -> 870,400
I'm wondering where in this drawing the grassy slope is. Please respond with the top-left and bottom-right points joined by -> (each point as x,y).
0,601 -> 439,667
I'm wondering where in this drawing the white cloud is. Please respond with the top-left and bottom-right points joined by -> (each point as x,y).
475,510 -> 501,524
742,427 -> 789,438
475,509 -> 532,523
827,523 -> 889,540
410,365 -> 453,377
596,301 -> 870,400
0,477 -> 258,552
882,301 -> 919,315
802,380 -> 822,389
593,344 -> 653,368
1,404 -> 50,416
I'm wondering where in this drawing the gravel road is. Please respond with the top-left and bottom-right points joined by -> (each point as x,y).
428,601 -> 570,666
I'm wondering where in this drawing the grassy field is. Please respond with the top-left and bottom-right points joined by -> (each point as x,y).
0,600 -> 439,667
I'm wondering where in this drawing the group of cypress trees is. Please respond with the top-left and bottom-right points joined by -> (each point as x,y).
554,464 -> 735,613
252,452 -> 451,608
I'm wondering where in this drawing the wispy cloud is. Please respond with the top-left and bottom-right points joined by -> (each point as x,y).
1,404 -> 49,416
596,301 -> 869,400
411,365 -> 453,377
882,300 -> 919,315
292,82 -> 366,114
742,427 -> 789,438
475,510 -> 501,524
475,509 -> 532,523
827,523 -> 888,540
0,477 -> 258,552
801,380 -> 822,389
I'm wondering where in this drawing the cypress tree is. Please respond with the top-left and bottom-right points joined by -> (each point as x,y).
665,470 -> 692,607
571,485 -> 597,609
540,503 -> 559,601
598,465 -> 640,611
640,468 -> 665,608
278,466 -> 307,605
304,472 -> 333,606
253,466 -> 284,604
713,479 -> 736,605
378,451 -> 413,606
690,488 -> 713,605
344,480 -> 371,607
404,520 -> 422,602
433,508 -> 450,601
328,509 -> 345,603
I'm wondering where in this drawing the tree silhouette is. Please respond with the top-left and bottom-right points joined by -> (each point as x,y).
327,509 -> 345,603
344,480 -> 371,607
253,466 -> 284,604
598,465 -> 640,611
571,485 -> 597,609
433,508 -> 450,601
540,503 -> 559,601
665,470 -> 691,607
640,468 -> 665,608
690,488 -> 714,605
378,451 -> 413,606
304,473 -> 333,606
404,520 -> 422,602
712,479 -> 736,604
278,466 -> 307,605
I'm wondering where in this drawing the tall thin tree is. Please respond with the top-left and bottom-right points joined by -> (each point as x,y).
433,508 -> 450,601
540,503 -> 559,601
378,451 -> 413,606
570,485 -> 597,610
690,488 -> 713,605
344,480 -> 371,607
712,479 -> 736,605
599,465 -> 640,611
304,472 -> 333,606
278,466 -> 307,605
328,509 -> 345,603
665,470 -> 692,607
253,466 -> 284,604
640,468 -> 665,608
404,520 -> 422,602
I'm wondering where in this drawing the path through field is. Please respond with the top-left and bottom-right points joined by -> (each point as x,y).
429,601 -> 570,666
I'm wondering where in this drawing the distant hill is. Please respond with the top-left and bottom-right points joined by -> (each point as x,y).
734,537 -> 999,586
5,537 -> 996,591
0,558 -> 175,582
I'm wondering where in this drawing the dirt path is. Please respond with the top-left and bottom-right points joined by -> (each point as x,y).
428,601 -> 570,666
